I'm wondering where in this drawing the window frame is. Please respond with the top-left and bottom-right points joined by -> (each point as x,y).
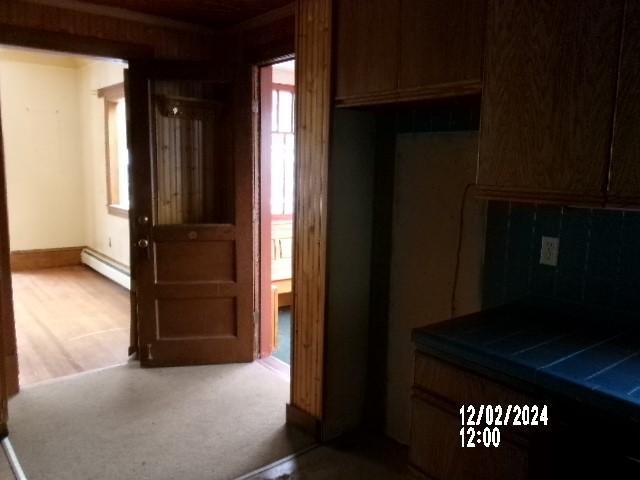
98,82 -> 128,218
270,82 -> 295,220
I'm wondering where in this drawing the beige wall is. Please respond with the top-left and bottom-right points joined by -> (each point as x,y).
0,49 -> 129,267
385,132 -> 486,443
0,55 -> 85,251
78,60 -> 129,267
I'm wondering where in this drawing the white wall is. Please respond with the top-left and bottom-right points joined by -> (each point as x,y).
78,60 -> 129,268
0,50 -> 129,267
0,55 -> 85,251
385,132 -> 486,443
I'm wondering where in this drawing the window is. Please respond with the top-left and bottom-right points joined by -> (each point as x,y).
98,83 -> 129,217
270,84 -> 295,217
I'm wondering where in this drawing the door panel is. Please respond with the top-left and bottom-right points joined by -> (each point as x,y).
127,60 -> 254,366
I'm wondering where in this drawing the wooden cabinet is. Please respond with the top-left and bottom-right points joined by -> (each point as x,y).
608,0 -> 640,206
334,0 -> 486,107
410,352 -> 640,479
477,0 -> 624,205
409,353 -> 551,480
334,0 -> 400,101
411,393 -> 530,480
398,0 -> 486,91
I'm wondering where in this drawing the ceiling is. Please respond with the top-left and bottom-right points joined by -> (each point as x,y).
76,0 -> 293,28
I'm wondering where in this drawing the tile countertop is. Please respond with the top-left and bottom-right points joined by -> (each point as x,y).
412,302 -> 640,422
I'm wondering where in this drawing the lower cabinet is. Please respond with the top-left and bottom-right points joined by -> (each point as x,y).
410,352 -> 640,479
410,393 -> 531,480
409,353 -> 552,480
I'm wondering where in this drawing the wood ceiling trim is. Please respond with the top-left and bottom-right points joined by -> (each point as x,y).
24,0 -> 220,33
224,2 -> 295,35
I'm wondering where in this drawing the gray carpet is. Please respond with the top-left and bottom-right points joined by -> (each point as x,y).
8,362 -> 313,480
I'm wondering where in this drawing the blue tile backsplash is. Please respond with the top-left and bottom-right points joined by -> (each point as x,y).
483,201 -> 640,314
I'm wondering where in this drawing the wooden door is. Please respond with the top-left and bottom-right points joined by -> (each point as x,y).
608,0 -> 640,206
126,60 -> 254,366
478,0 -> 624,204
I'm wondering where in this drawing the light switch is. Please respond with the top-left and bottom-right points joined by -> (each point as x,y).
540,236 -> 560,267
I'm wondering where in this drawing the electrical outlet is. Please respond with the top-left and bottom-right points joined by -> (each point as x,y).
540,236 -> 559,266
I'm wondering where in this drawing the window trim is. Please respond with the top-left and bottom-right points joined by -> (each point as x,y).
98,82 -> 128,219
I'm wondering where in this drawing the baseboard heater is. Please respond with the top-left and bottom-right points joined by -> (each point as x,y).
80,248 -> 131,290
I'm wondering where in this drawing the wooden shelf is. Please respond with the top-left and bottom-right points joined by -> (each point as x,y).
335,80 -> 482,108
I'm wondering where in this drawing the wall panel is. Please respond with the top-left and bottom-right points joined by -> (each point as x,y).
0,0 -> 221,60
290,0 -> 332,420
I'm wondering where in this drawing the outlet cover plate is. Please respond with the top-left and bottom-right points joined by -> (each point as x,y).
540,236 -> 560,267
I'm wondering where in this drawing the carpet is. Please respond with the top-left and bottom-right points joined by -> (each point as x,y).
8,362 -> 313,480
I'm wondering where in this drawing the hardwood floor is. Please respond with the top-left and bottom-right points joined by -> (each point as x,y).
12,265 -> 130,387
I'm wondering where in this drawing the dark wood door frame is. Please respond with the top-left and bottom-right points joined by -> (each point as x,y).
0,99 -> 12,430
0,14 -> 331,442
255,55 -> 295,361
259,64 -> 274,358
0,33 -> 153,394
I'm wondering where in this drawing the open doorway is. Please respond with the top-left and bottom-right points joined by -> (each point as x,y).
0,45 -> 131,388
259,59 -> 296,372
0,45 -> 314,480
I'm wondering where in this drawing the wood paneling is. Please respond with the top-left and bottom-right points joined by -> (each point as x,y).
398,0 -> 486,90
10,247 -> 83,272
0,1 -> 220,60
290,0 -> 332,420
77,0 -> 292,27
334,0 -> 400,100
609,0 -> 640,206
478,0 -> 624,201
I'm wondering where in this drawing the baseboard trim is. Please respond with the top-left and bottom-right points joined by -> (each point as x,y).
81,248 -> 130,290
10,246 -> 83,271
286,403 -> 320,439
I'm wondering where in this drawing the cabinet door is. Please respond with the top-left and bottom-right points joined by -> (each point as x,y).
334,0 -> 400,101
398,0 -> 486,92
410,395 -> 529,480
609,0 -> 640,205
478,0 -> 624,202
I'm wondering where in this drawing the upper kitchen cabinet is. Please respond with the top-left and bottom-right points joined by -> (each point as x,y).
334,0 -> 486,107
477,0 -> 624,205
398,0 -> 486,95
334,0 -> 401,103
608,1 -> 640,207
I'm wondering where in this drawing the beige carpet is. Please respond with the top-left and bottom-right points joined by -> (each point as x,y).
8,362 -> 313,480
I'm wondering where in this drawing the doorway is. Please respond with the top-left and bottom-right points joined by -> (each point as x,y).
0,48 -> 314,480
259,59 -> 296,371
0,45 -> 132,388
